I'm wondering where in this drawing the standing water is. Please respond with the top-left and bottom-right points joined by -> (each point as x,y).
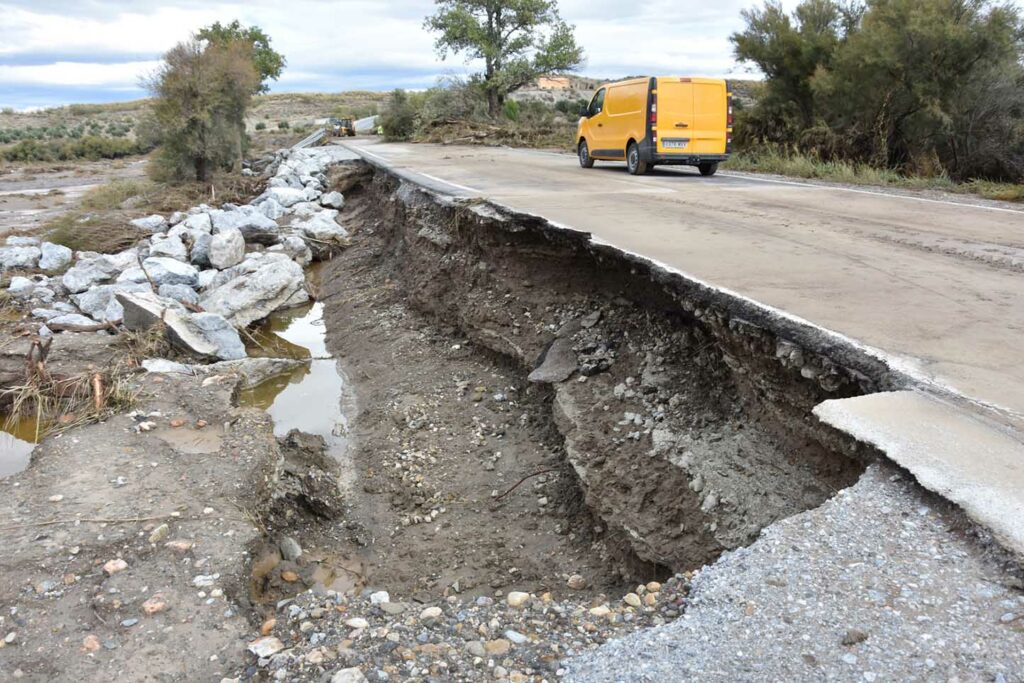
239,285 -> 353,483
0,415 -> 41,477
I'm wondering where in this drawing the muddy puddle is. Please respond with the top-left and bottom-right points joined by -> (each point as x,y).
238,276 -> 354,486
0,414 -> 41,477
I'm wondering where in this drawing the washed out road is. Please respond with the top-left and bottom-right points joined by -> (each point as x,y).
345,140 -> 1024,425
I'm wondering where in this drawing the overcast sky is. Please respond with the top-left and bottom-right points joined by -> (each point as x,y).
1,0 -> 1017,110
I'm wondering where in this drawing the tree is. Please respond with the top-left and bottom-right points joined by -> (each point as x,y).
196,20 -> 285,94
425,0 -> 584,117
731,0 -> 861,144
146,38 -> 260,182
815,0 -> 1024,177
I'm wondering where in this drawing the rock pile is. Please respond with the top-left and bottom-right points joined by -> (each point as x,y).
4,147 -> 355,361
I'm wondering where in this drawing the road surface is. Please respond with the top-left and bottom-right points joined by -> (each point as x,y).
345,140 -> 1024,423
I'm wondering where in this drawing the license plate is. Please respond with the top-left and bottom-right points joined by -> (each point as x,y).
662,139 -> 689,150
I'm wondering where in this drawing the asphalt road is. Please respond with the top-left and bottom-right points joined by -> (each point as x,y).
345,140 -> 1024,426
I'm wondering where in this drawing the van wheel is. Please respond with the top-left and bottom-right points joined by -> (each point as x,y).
578,141 -> 594,168
627,142 -> 648,175
698,162 -> 719,177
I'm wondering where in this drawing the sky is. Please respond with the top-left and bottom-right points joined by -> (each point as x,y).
0,0 -> 1010,110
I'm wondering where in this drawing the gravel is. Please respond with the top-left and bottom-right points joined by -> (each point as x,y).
563,464 -> 1024,682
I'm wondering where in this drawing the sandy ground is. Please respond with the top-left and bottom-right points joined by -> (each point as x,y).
0,159 -> 147,235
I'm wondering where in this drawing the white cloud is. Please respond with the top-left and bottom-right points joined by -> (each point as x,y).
0,60 -> 161,87
2,0 -> 1021,108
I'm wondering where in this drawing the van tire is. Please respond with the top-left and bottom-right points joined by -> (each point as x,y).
578,141 -> 594,168
698,162 -> 719,177
627,142 -> 648,175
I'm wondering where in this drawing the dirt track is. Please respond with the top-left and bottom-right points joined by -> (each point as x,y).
343,141 -> 1024,426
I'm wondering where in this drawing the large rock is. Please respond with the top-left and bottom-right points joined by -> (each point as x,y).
48,313 -> 103,329
130,214 -> 168,233
117,291 -> 245,361
6,236 -> 40,247
320,191 -> 345,209
63,262 -> 110,292
528,337 -> 578,383
200,258 -> 306,328
142,357 -> 303,388
73,282 -> 150,322
263,187 -> 307,208
8,276 -> 34,298
0,246 -> 41,270
140,257 -> 199,287
256,198 -> 286,220
182,213 -> 213,233
209,228 -> 245,269
294,210 -> 349,243
157,283 -> 199,306
190,232 -> 213,268
39,242 -> 72,272
270,234 -> 312,267
210,206 -> 278,244
148,234 -> 188,261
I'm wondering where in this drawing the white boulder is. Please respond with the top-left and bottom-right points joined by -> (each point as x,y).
209,228 -> 245,269
39,242 -> 73,272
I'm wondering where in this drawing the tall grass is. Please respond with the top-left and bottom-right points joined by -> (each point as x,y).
723,149 -> 1023,202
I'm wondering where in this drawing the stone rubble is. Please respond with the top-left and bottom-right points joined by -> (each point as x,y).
232,577 -> 690,682
2,145 -> 354,363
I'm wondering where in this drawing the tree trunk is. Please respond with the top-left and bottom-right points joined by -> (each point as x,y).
195,156 -> 208,183
487,88 -> 499,118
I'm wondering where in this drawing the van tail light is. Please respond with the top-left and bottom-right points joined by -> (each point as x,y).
727,86 -> 734,127
650,93 -> 658,125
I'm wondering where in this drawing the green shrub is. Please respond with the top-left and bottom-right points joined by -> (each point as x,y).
379,89 -> 418,140
277,120 -> 289,129
254,121 -> 267,131
503,99 -> 521,122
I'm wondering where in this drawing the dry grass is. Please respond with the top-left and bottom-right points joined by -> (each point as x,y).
723,149 -> 1024,203
44,171 -> 264,252
2,365 -> 138,441
415,118 -> 577,152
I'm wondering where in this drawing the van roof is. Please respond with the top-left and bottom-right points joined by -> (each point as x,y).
598,76 -> 727,89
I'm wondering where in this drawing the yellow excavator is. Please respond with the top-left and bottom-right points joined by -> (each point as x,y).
328,117 -> 356,137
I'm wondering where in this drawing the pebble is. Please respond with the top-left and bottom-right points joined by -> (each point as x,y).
842,628 -> 869,645
567,574 -> 587,590
369,591 -> 390,604
248,636 -> 285,658
504,630 -> 528,644
419,606 -> 443,624
646,582 -> 662,593
48,494 -> 64,502
589,605 -> 611,617
260,618 -> 277,635
506,591 -> 530,608
103,559 -> 128,576
148,524 -> 170,544
81,635 -> 100,653
121,618 -> 139,628
623,593 -> 642,608
142,596 -> 168,615
331,668 -> 368,683
4,632 -> 16,644
485,638 -> 511,655
279,536 -> 302,562
165,539 -> 194,553
346,617 -> 370,629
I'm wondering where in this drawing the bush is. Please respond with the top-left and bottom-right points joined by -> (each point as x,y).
254,121 -> 267,131
379,89 -> 418,140
503,99 -> 521,122
277,120 -> 289,129
0,136 -> 148,163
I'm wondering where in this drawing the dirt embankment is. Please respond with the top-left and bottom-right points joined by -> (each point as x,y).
319,165 -> 888,584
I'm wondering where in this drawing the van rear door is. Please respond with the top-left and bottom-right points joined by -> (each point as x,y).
691,80 -> 727,154
655,78 -> 693,153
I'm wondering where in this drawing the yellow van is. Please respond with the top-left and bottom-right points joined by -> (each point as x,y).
576,77 -> 732,176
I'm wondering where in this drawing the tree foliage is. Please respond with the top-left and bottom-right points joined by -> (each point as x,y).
425,0 -> 584,116
146,38 -> 260,182
732,0 -> 1024,181
196,20 -> 286,94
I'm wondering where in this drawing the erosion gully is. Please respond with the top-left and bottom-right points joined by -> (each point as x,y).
233,159 -> 892,619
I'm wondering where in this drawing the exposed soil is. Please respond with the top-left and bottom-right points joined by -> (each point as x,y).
297,165 -> 878,601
